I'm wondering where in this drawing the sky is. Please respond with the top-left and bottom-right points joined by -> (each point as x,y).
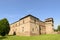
0,0 -> 60,29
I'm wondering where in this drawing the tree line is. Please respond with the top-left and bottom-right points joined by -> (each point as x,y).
54,25 -> 60,32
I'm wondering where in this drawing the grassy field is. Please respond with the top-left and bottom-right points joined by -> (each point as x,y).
0,34 -> 60,40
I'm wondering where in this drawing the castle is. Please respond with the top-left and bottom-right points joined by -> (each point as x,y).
9,14 -> 54,36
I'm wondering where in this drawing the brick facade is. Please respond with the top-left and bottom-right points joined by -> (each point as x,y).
9,14 -> 54,36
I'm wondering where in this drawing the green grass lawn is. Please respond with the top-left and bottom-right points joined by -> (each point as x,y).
0,34 -> 60,40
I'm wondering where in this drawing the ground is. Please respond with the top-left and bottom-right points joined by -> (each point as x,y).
0,34 -> 60,40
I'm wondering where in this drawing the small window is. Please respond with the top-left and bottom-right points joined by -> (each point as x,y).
32,28 -> 34,32
13,25 -> 14,27
36,26 -> 38,31
39,27 -> 41,30
19,22 -> 20,26
34,19 -> 36,23
22,27 -> 24,32
15,24 -> 17,27
52,24 -> 54,26
23,20 -> 24,24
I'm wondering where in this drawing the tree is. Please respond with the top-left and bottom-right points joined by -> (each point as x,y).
54,29 -> 58,32
0,18 -> 10,36
58,25 -> 60,31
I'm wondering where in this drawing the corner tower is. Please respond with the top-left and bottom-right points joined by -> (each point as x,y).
45,18 -> 54,34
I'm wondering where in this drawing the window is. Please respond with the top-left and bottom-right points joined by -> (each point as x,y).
52,24 -> 54,26
36,26 -> 38,31
19,22 -> 20,26
32,28 -> 34,32
17,22 -> 20,26
39,26 -> 41,30
22,27 -> 24,32
12,25 -> 14,27
34,19 -> 36,23
23,20 -> 24,24
15,24 -> 17,27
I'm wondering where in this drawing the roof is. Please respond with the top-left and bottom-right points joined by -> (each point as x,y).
45,18 -> 54,23
10,14 -> 40,25
19,14 -> 39,21
45,18 -> 53,20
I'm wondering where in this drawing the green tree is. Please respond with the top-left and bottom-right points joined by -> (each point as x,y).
58,25 -> 60,31
0,18 -> 10,36
54,29 -> 58,32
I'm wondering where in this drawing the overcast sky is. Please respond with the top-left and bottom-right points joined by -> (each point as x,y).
0,0 -> 60,29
